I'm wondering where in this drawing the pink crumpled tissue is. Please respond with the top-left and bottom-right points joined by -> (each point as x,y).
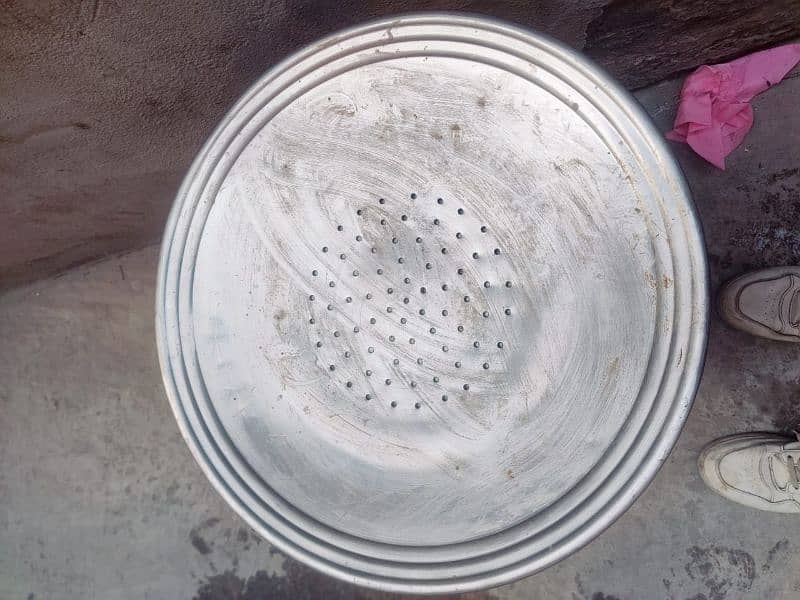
666,43 -> 800,169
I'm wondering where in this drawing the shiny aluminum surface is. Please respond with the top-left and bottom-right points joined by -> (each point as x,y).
156,14 -> 708,593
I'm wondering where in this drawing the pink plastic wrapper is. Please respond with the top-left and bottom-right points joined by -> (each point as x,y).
666,44 -> 800,169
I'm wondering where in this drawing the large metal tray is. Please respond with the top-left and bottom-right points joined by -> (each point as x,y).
156,14 -> 708,593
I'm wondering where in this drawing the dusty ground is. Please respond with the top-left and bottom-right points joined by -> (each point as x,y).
1,63 -> 799,600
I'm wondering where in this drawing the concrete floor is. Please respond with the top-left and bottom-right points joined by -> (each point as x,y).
2,71 -> 800,600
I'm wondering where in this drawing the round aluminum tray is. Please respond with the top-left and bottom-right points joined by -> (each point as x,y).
156,14 -> 708,593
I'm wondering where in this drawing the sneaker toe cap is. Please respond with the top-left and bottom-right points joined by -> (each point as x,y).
699,440 -> 771,504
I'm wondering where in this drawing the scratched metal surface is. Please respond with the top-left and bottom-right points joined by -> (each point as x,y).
156,14 -> 708,593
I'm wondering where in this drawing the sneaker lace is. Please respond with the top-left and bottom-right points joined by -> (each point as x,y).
770,432 -> 800,491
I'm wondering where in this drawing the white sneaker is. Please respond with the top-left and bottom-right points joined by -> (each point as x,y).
717,266 -> 800,342
698,433 -> 800,513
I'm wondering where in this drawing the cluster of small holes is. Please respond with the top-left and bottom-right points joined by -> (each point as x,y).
304,192 -> 514,408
